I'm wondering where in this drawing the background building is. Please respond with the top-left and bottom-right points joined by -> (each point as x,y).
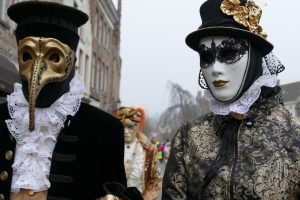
89,0 -> 122,113
280,81 -> 300,122
0,0 -> 20,104
0,0 -> 122,113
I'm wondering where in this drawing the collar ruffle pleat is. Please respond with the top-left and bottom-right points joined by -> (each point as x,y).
204,60 -> 277,115
5,73 -> 85,193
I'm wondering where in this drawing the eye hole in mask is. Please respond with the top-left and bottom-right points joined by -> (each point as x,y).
49,53 -> 60,63
22,52 -> 33,62
217,38 -> 248,64
197,37 -> 248,69
198,45 -> 216,68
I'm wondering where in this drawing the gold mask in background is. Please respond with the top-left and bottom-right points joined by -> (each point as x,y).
18,36 -> 76,131
114,107 -> 145,144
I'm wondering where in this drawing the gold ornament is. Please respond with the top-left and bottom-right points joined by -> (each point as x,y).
220,0 -> 267,39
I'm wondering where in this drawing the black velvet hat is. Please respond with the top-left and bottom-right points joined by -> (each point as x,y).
186,0 -> 273,56
7,1 -> 88,51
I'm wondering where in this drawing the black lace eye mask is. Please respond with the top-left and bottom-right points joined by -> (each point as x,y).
197,38 -> 248,69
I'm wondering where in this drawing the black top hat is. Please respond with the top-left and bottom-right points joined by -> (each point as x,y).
7,1 -> 89,51
186,0 -> 273,56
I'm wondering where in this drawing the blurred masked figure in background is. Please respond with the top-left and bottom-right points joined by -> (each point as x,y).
115,107 -> 162,200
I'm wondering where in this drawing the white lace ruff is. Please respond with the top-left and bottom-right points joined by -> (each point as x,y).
6,73 -> 85,192
125,141 -> 145,193
204,60 -> 277,115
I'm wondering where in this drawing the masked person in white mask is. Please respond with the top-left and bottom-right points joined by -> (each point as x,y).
162,0 -> 300,199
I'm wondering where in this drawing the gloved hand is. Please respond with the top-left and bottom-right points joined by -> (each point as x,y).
101,194 -> 123,200
101,182 -> 143,200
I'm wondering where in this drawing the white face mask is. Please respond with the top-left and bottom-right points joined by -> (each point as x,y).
199,36 -> 250,102
123,119 -> 138,144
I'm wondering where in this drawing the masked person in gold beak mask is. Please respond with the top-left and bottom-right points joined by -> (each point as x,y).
0,1 -> 142,200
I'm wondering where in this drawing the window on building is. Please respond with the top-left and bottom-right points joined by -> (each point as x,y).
113,61 -> 119,98
98,16 -> 103,44
93,9 -> 98,38
85,54 -> 89,86
106,29 -> 110,49
78,49 -> 84,76
100,62 -> 105,92
104,65 -> 108,93
108,29 -> 112,49
102,23 -> 106,45
79,26 -> 83,41
91,54 -> 96,89
105,26 -> 109,48
80,23 -> 85,42
96,59 -> 101,93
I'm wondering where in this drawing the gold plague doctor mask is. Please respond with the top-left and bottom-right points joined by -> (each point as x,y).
18,36 -> 76,132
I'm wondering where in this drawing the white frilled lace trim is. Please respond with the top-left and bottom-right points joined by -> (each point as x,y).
204,59 -> 277,115
125,141 -> 145,193
6,73 -> 85,192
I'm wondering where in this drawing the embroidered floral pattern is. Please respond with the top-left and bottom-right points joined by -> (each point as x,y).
162,94 -> 300,199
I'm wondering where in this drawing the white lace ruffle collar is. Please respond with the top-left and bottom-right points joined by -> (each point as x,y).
204,62 -> 277,115
6,73 -> 85,192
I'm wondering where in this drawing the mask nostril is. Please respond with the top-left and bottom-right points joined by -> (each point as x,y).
40,61 -> 46,70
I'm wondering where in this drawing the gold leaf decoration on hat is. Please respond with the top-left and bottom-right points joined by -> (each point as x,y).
221,0 -> 243,15
220,0 -> 267,39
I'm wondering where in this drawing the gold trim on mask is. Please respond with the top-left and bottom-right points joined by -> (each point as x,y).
18,36 -> 75,131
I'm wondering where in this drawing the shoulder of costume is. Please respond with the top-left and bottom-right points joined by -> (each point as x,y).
74,102 -> 123,127
187,112 -> 216,127
171,112 -> 220,141
137,131 -> 153,151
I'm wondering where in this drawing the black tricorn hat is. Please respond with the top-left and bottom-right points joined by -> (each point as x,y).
7,1 -> 89,51
186,0 -> 273,56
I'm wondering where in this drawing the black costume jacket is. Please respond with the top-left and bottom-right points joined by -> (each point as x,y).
0,102 -> 127,200
163,91 -> 300,199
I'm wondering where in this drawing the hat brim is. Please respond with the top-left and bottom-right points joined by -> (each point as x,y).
185,26 -> 273,56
